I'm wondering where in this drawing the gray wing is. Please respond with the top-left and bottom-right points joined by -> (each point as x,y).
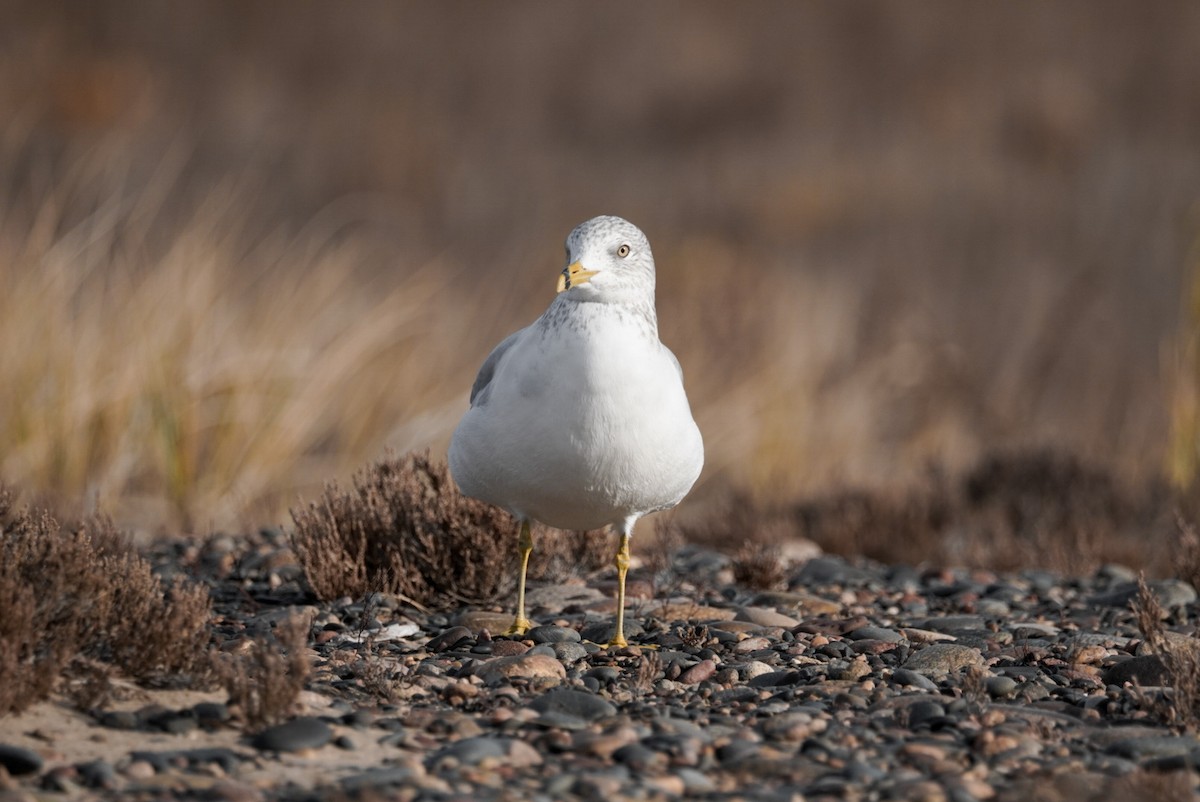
468,327 -> 528,407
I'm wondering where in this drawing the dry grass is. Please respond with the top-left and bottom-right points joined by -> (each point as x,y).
289,452 -> 609,608
0,166 -> 487,532
669,449 -> 1169,575
214,614 -> 309,729
1132,574 -> 1200,732
0,484 -> 211,715
1169,240 -> 1200,513
731,543 -> 787,591
0,5 -> 1197,536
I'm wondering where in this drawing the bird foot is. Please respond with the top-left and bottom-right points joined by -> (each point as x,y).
504,617 -> 533,637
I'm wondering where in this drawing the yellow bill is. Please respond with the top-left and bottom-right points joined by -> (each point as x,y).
557,262 -> 599,293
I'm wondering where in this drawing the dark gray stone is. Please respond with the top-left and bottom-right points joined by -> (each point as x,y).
0,743 -> 43,775
903,644 -> 985,675
986,676 -> 1018,698
848,626 -> 903,643
77,759 -> 117,789
1088,579 -> 1197,609
907,701 -> 946,728
529,688 -> 616,722
1103,655 -> 1168,687
551,641 -> 589,663
341,766 -> 424,790
430,736 -> 508,766
1107,735 -> 1200,760
252,717 -> 333,752
892,668 -> 939,691
529,625 -> 582,644
427,626 -> 473,651
193,702 -> 231,728
98,711 -> 139,730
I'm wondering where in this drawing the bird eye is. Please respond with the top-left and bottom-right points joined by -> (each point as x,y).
617,244 -> 631,258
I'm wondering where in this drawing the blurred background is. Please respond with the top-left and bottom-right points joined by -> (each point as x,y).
1,1 -> 1198,537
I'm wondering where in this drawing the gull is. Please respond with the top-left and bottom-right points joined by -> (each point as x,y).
448,215 -> 703,647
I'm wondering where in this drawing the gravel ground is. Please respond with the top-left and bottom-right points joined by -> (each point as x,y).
2,532 -> 1199,802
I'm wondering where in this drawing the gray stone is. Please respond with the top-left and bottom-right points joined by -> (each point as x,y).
550,641 -> 589,663
794,556 -> 873,585
892,668 -> 939,691
430,736 -> 507,767
0,743 -> 43,776
529,625 -> 582,644
903,644 -> 985,675
1103,655 -> 1169,686
986,676 -> 1018,698
193,702 -> 231,728
252,717 -> 333,752
530,688 -> 616,722
907,701 -> 946,728
1106,735 -> 1200,760
77,759 -> 118,789
848,626 -> 903,643
735,606 -> 800,628
341,766 -> 423,790
1088,579 -> 1197,609
427,626 -> 473,651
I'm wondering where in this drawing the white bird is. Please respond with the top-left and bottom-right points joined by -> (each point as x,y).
448,215 -> 703,647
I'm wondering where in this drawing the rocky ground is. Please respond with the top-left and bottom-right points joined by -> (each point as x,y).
2,531 -> 1200,802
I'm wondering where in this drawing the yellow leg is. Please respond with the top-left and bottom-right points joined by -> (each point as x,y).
505,520 -> 534,636
607,531 -> 631,648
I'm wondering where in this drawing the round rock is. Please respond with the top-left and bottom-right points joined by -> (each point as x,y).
476,653 -> 566,684
529,625 -> 582,644
0,743 -> 43,776
529,688 -> 617,722
252,717 -> 333,752
903,643 -> 985,676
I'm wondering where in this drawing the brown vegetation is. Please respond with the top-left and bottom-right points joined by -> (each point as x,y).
289,452 -> 609,608
1132,575 -> 1200,733
671,449 -> 1173,576
1,5 -> 1198,532
214,615 -> 310,730
0,484 -> 211,715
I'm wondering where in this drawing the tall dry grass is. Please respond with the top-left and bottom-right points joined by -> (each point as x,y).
0,157 -> 499,531
1169,233 -> 1200,508
2,4 -> 1199,533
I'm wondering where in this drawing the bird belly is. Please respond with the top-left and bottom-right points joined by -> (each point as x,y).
449,320 -> 702,531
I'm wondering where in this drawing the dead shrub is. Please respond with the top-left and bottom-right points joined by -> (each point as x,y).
1172,513 -> 1200,593
0,489 -> 212,715
290,452 -> 608,608
666,449 -> 1166,575
732,542 -> 787,591
215,615 -> 310,729
1132,574 -> 1200,731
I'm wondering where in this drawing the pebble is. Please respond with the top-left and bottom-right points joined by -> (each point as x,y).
892,668 -> 940,691
986,676 -> 1018,698
903,643 -> 987,675
550,641 -> 589,663
1087,579 -> 1197,609
475,653 -> 566,684
678,658 -> 717,684
427,626 -> 473,651
1102,655 -> 1168,686
735,606 -> 800,628
0,745 -> 43,776
529,688 -> 617,722
18,534 -> 1200,802
428,736 -> 543,769
251,717 -> 333,752
848,626 -> 903,643
529,625 -> 582,644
